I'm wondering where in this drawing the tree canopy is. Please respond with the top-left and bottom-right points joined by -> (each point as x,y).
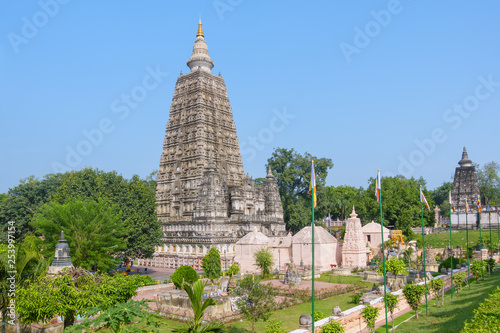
31,200 -> 126,272
0,168 -> 162,259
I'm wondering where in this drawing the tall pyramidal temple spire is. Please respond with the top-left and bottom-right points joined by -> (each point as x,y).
452,146 -> 480,210
153,20 -> 286,270
187,20 -> 214,73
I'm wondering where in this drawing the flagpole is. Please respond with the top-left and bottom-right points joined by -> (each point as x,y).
449,192 -> 454,299
478,198 -> 483,280
420,186 -> 428,316
377,170 -> 389,333
465,199 -> 470,289
311,161 -> 315,333
488,202 -> 492,259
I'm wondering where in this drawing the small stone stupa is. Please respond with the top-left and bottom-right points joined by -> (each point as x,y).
48,231 -> 74,275
284,260 -> 301,285
342,206 -> 368,268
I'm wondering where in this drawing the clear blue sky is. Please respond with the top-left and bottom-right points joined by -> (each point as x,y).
1,1 -> 499,193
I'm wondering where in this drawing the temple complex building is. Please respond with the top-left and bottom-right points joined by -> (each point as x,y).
450,147 -> 499,229
139,21 -> 286,269
451,147 -> 480,211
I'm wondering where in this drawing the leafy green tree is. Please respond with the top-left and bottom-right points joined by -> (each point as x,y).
202,247 -> 221,282
227,262 -> 240,277
0,174 -> 67,242
65,300 -> 159,333
476,162 -> 500,205
172,280 -> 227,333
471,260 -> 485,281
267,148 -> 333,232
438,256 -> 463,271
320,320 -> 345,333
361,305 -> 379,333
171,265 -> 199,289
364,176 -> 435,236
403,284 -> 425,319
386,293 -> 398,333
454,271 -> 467,294
51,168 -> 162,258
378,257 -> 407,276
17,268 -> 140,329
323,185 -> 366,221
254,248 -> 274,277
31,200 -> 126,272
234,276 -> 276,333
265,319 -> 285,333
0,236 -> 47,333
429,278 -> 444,307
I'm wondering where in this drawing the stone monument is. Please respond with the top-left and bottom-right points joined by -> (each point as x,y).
48,231 -> 73,275
284,261 -> 301,285
451,147 -> 480,211
152,21 -> 286,268
342,206 -> 368,268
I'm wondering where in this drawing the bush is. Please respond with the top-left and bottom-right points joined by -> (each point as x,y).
254,248 -> 274,277
403,284 -> 426,319
454,271 -> 467,293
265,319 -> 285,333
227,262 -> 240,277
320,319 -> 345,333
462,286 -> 500,332
429,278 -> 444,306
361,305 -> 379,333
471,260 -> 485,281
171,265 -> 199,289
351,292 -> 362,304
438,256 -> 463,271
313,310 -> 325,321
133,275 -> 157,286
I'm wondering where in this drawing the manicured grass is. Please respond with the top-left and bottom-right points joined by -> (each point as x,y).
149,272 -> 370,332
418,230 -> 500,250
376,269 -> 500,333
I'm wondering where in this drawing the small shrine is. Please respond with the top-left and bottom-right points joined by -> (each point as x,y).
48,231 -> 74,275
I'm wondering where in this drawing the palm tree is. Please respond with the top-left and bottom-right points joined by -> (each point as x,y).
0,236 -> 47,333
172,280 -> 226,333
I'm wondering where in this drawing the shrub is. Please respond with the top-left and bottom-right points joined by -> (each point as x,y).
227,262 -> 240,277
265,319 -> 285,333
361,305 -> 379,333
403,284 -> 426,319
438,256 -> 463,271
377,257 -> 407,276
462,286 -> 500,332
471,260 -> 485,281
351,292 -> 362,304
202,247 -> 221,281
313,310 -> 325,321
429,278 -> 444,306
454,271 -> 467,293
254,248 -> 274,277
133,275 -> 157,286
320,319 -> 345,333
171,265 -> 199,289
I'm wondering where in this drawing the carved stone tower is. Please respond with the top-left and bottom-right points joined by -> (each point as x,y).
452,147 -> 480,211
342,207 -> 368,268
149,21 -> 286,269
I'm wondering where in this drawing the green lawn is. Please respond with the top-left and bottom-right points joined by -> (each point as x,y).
150,273 -> 370,333
376,269 -> 500,333
418,230 -> 500,250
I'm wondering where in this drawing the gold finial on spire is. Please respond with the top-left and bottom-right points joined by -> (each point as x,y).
196,19 -> 204,38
